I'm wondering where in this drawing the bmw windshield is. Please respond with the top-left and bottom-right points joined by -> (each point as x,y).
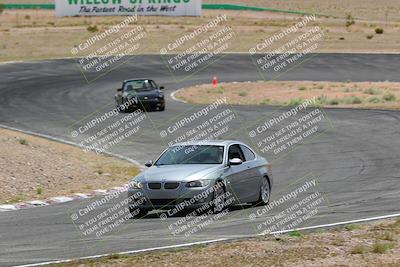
155,145 -> 224,165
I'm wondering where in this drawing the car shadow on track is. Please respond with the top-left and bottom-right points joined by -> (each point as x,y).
132,204 -> 253,220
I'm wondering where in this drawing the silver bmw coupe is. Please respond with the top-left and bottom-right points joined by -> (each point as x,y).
127,140 -> 273,217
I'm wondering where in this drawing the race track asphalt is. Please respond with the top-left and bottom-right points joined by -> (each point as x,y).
0,54 -> 399,266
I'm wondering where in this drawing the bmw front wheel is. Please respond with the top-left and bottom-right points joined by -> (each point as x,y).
254,177 -> 270,206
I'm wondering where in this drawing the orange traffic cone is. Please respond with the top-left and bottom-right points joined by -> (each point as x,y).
212,76 -> 218,87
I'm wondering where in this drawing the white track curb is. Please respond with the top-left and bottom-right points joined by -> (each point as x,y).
170,88 -> 187,103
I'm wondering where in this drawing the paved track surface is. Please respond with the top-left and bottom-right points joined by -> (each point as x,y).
0,54 -> 399,266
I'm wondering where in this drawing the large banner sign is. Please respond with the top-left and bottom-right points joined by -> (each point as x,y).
56,0 -> 202,17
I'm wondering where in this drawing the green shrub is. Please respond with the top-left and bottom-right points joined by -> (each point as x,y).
260,98 -> 270,105
7,195 -> 25,203
372,241 -> 395,253
328,98 -> 340,105
351,97 -> 362,104
383,93 -> 396,102
298,86 -> 306,91
344,96 -> 362,104
379,232 -> 395,241
238,91 -> 247,97
107,253 -> 122,260
19,138 -> 28,145
36,187 -> 42,195
363,88 -> 382,95
287,98 -> 303,106
343,87 -> 361,93
288,230 -> 302,237
345,224 -> 362,231
87,25 -> 99,33
0,3 -> 4,14
366,34 -> 374,39
375,27 -> 384,34
315,95 -> 327,105
346,14 -> 355,27
368,97 -> 381,103
351,245 -> 367,254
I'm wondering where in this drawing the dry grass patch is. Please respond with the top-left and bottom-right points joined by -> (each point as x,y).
0,128 -> 140,203
49,218 -> 400,267
176,81 -> 400,109
0,6 -> 400,61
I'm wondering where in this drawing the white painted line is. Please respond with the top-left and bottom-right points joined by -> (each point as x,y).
13,213 -> 400,267
170,88 -> 187,103
0,205 -> 18,211
92,189 -> 108,195
27,200 -> 49,206
112,186 -> 125,191
268,212 -> 400,235
15,203 -> 35,209
48,196 -> 74,203
15,238 -> 229,267
73,193 -> 90,199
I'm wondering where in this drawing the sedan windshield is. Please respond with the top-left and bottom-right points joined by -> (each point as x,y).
124,80 -> 157,92
155,145 -> 224,165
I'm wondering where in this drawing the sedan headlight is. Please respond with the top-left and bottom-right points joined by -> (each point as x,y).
129,180 -> 143,189
186,180 -> 211,188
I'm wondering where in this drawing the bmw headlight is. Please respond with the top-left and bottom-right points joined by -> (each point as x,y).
186,180 -> 211,188
129,180 -> 143,189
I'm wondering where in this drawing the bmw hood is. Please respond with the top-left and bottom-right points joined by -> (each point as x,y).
139,164 -> 222,182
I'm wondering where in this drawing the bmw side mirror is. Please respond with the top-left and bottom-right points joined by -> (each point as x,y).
117,88 -> 122,92
145,160 -> 153,167
228,158 -> 242,166
159,86 -> 165,90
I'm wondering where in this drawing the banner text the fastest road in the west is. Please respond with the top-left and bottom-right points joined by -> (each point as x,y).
56,0 -> 202,17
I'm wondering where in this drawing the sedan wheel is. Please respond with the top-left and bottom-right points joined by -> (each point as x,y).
254,178 -> 270,206
212,182 -> 226,213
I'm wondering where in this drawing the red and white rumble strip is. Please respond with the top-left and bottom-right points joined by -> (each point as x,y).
0,184 -> 130,212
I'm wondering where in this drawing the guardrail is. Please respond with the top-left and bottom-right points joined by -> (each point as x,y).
3,4 -> 55,9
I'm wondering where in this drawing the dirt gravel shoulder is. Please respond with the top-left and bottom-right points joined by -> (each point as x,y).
0,128 -> 140,204
175,81 -> 400,110
0,8 -> 399,61
51,218 -> 400,267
